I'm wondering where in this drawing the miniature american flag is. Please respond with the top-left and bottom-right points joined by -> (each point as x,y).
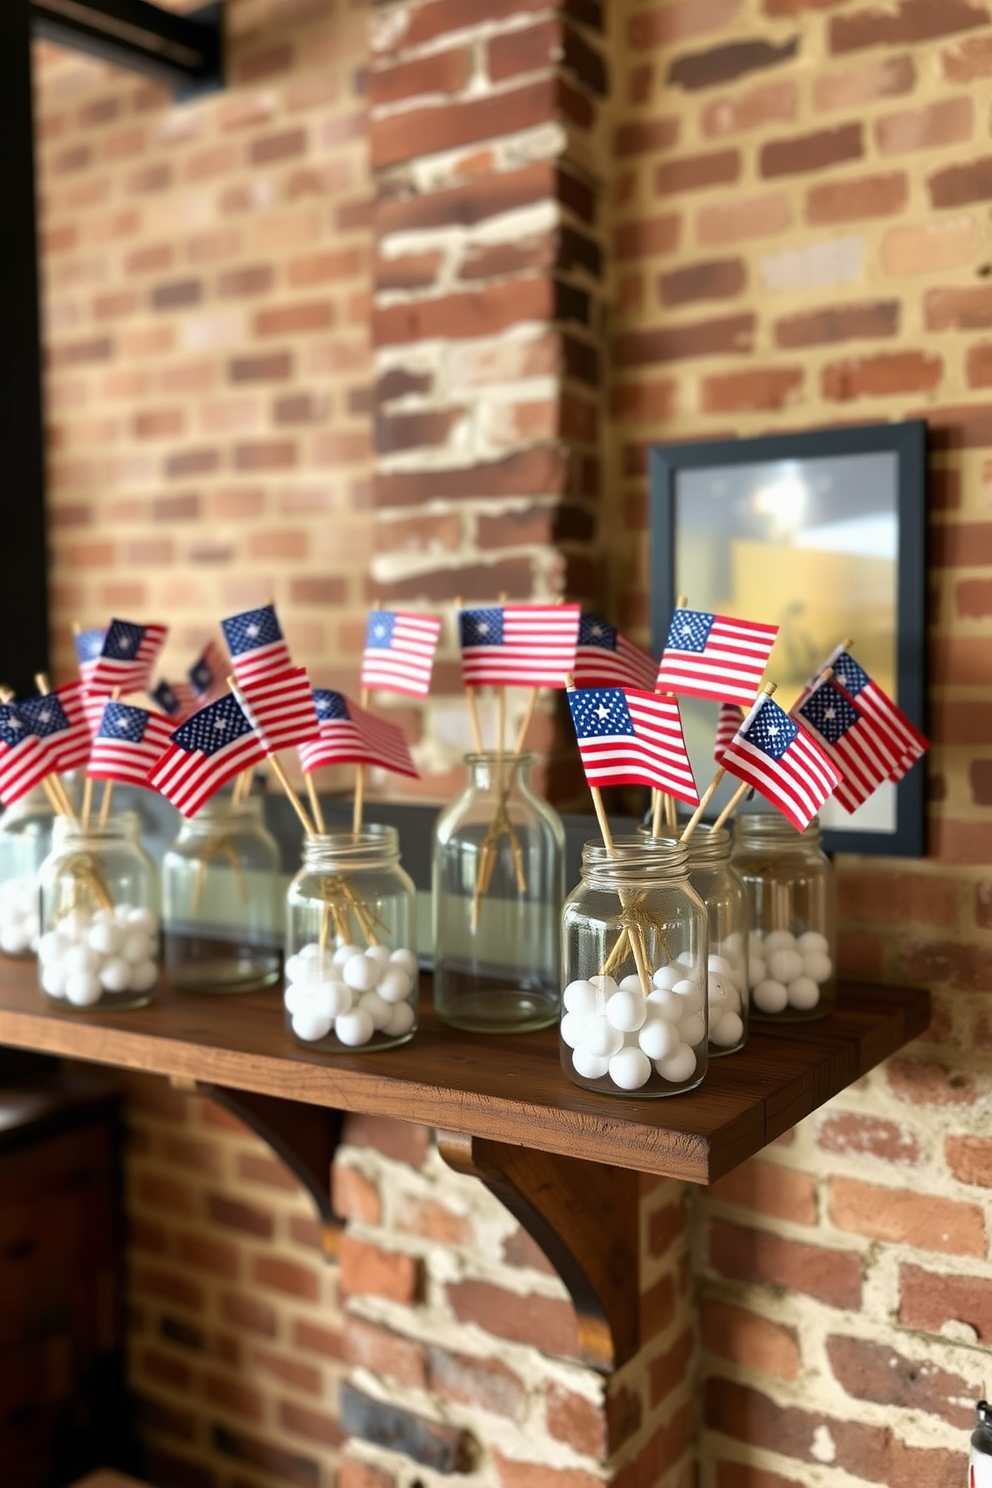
150,679 -> 195,723
299,691 -> 418,778
567,687 -> 700,805
721,694 -> 841,833
574,614 -> 657,691
655,608 -> 778,707
19,685 -> 92,773
188,640 -> 227,702
794,675 -> 899,814
714,703 -> 745,762
827,648 -> 927,781
232,668 -> 320,755
87,618 -> 167,694
74,627 -> 106,688
361,611 -> 441,699
221,604 -> 292,685
0,705 -> 52,805
459,604 -> 580,688
148,693 -> 266,817
88,702 -> 174,788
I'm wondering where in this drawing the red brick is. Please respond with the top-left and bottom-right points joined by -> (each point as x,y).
647,1189 -> 689,1257
136,1171 -> 195,1216
369,47 -> 470,107
338,1461 -> 395,1488
253,1255 -> 321,1301
715,1467 -> 802,1488
345,1317 -> 427,1387
775,300 -> 899,346
501,1226 -> 556,1273
250,1347 -> 322,1397
394,1193 -> 471,1246
255,303 -> 335,337
761,123 -> 862,178
614,116 -> 680,156
613,214 -> 681,261
931,156 -> 992,209
428,1346 -> 527,1420
493,1456 -> 604,1488
669,37 -> 799,92
658,257 -> 746,306
944,33 -> 992,80
816,1112 -> 922,1165
901,939 -> 992,992
292,1318 -> 344,1360
702,366 -> 803,413
702,80 -> 797,137
928,284 -> 992,330
698,192 -> 791,244
371,78 -> 559,170
375,447 -> 569,509
814,54 -> 915,111
946,1134 -> 992,1189
701,1299 -> 800,1380
545,1382 -> 605,1456
838,868 -> 958,926
614,313 -> 754,367
828,1333 -> 976,1426
877,97 -> 973,156
887,1058 -> 977,1106
339,1234 -> 421,1304
930,520 -> 992,566
446,1279 -> 580,1357
176,1231 -> 240,1279
807,170 -> 908,224
331,1165 -> 381,1224
136,1265 -> 205,1313
630,0 -> 741,48
218,1290 -> 278,1338
373,276 -> 558,345
707,1158 -> 818,1224
830,1175 -> 986,1255
204,1372 -> 264,1421
823,350 -> 942,400
141,1348 -> 191,1390
280,1400 -> 344,1448
708,1219 -> 863,1308
654,148 -> 741,196
900,1262 -> 992,1342
831,0 -> 991,52
375,250 -> 443,292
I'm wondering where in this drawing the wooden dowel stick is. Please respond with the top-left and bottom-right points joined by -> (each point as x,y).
82,776 -> 94,831
305,773 -> 326,834
98,779 -> 115,829
650,789 -> 664,838
269,754 -> 315,837
33,672 -> 78,820
710,779 -> 750,834
512,688 -> 538,757
680,770 -> 725,845
466,687 -> 483,753
352,688 -> 369,835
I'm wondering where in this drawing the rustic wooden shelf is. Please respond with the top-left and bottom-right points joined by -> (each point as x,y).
0,963 -> 928,1186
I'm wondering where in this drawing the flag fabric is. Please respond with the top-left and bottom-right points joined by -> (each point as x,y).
87,618 -> 167,693
221,604 -> 292,684
721,694 -> 841,832
150,679 -> 195,723
81,688 -> 111,738
459,604 -> 581,688
18,685 -> 92,773
655,608 -> 779,707
574,614 -> 657,691
794,676 -> 899,815
299,691 -> 418,778
714,703 -> 745,763
233,668 -> 320,755
827,648 -> 927,780
148,694 -> 267,817
0,705 -> 52,805
361,610 -> 442,699
74,627 -> 106,687
566,687 -> 700,805
88,702 -> 174,788
188,641 -> 227,702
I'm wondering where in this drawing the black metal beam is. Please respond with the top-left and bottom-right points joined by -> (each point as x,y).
31,0 -> 223,96
1,1 -> 50,697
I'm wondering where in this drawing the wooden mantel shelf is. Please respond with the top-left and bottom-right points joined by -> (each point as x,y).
0,964 -> 928,1185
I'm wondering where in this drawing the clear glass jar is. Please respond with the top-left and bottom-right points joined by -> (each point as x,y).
0,787 -> 56,959
38,813 -> 159,1010
163,797 -> 281,994
561,837 -> 708,1097
284,825 -> 417,1052
433,752 -> 564,1033
732,813 -> 836,1021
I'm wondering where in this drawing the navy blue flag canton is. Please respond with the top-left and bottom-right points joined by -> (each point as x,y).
460,608 -> 504,648
578,615 -> 619,652
0,705 -> 31,751
18,696 -> 71,738
103,620 -> 145,660
99,702 -> 149,742
313,689 -> 348,721
153,681 -> 181,716
190,660 -> 213,692
366,613 -> 396,650
665,610 -> 715,652
743,701 -> 798,760
222,605 -> 283,657
798,686 -> 860,745
172,695 -> 254,754
569,687 -> 635,739
75,628 -> 105,663
831,650 -> 868,697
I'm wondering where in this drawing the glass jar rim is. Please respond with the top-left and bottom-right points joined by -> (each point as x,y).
182,795 -> 264,828
52,810 -> 140,846
734,812 -> 820,844
463,751 -> 534,766
302,822 -> 400,868
581,834 -> 689,879
641,823 -> 731,863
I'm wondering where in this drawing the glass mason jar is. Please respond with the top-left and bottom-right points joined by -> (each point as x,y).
162,796 -> 281,993
0,786 -> 56,959
561,838 -> 708,1097
433,752 -> 564,1033
284,825 -> 417,1052
38,813 -> 159,1010
732,813 -> 836,1021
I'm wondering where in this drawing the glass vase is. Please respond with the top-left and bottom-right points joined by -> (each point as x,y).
0,786 -> 56,959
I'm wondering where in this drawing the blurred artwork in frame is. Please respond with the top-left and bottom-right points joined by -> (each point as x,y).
649,421 -> 927,857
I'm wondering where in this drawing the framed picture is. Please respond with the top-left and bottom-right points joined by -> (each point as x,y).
650,421 -> 927,857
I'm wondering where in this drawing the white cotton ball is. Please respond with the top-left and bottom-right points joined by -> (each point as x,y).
606,989 -> 647,1033
768,948 -> 804,984
572,1047 -> 610,1080
88,919 -> 123,957
763,930 -> 796,954
358,992 -> 391,1030
13,883 -> 35,915
283,982 -> 309,1015
638,1018 -> 678,1061
748,955 -> 767,989
377,967 -> 413,1005
64,944 -> 99,977
679,1012 -> 706,1047
676,951 -> 695,968
64,971 -> 102,1007
291,1006 -> 333,1043
708,954 -> 733,979
719,981 -> 741,1014
560,1013 -> 589,1049
389,947 -> 418,976
342,954 -> 379,993
384,1001 -> 415,1037
711,1011 -> 744,1048
608,1047 -> 652,1091
0,926 -> 29,955
581,1017 -> 624,1059
788,976 -> 821,1010
63,908 -> 91,939
563,979 -> 604,1017
618,974 -> 644,995
298,942 -> 322,960
367,944 -> 393,966
752,978 -> 788,1014
720,931 -> 744,958
797,930 -> 829,956
803,951 -> 833,984
655,1044 -> 697,1084
121,931 -> 154,966
335,1008 -> 375,1047
283,954 -> 303,986
99,958 -> 131,993
42,964 -> 67,998
312,980 -> 352,1019
748,931 -> 764,954
127,960 -> 158,993
708,974 -> 729,1006
126,906 -> 158,935
652,965 -> 681,992
645,988 -> 683,1024
113,904 -> 132,925
590,974 -> 619,997
38,932 -> 63,967
332,942 -> 361,968
673,979 -> 704,1015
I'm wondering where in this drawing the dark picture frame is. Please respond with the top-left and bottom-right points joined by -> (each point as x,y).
649,421 -> 927,858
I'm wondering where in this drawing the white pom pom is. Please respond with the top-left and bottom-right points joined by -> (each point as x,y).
312,980 -> 352,1018
384,1001 -> 415,1037
655,1044 -> 697,1084
679,1012 -> 706,1047
752,978 -> 788,1014
38,932 -> 63,967
787,976 -> 820,1010
342,953 -> 379,993
389,948 -> 418,975
332,943 -> 361,968
99,958 -> 131,993
581,1017 -> 624,1059
563,979 -> 604,1016
291,1006 -> 333,1043
608,1047 -> 652,1091
65,971 -> 102,1006
748,955 -> 767,988
121,931 -> 154,967
377,967 -> 412,1004
618,973 -> 644,995
768,948 -> 804,984
88,920 -> 123,957
764,930 -> 796,954
335,1008 -> 375,1047
673,979 -> 704,1015
708,954 -> 733,978
572,1047 -> 610,1080
367,944 -> 393,966
560,1012 -> 588,1049
127,960 -> 158,993
298,942 -> 322,960
0,926 -> 29,955
651,965 -> 681,992
126,906 -> 158,935
590,974 -> 619,997
711,1011 -> 744,1048
803,951 -> 833,984
707,974 -> 729,1006
64,944 -> 99,977
638,1018 -> 678,1061
797,930 -> 829,955
358,991 -> 391,1030
605,989 -> 647,1033
42,965 -> 67,998
645,988 -> 683,1024
283,982 -> 309,1015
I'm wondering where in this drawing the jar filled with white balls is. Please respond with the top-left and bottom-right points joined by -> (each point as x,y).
561,837 -> 709,1098
38,813 -> 160,1010
0,786 -> 57,960
163,796 -> 281,994
732,813 -> 836,1022
284,825 -> 417,1052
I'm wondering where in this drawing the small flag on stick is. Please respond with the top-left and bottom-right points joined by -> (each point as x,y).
459,604 -> 580,688
87,619 -> 167,694
713,703 -> 745,762
19,684 -> 92,773
188,640 -> 227,702
361,611 -> 441,698
148,694 -> 266,817
221,604 -> 292,685
827,648 -> 927,780
794,675 -> 898,815
567,686 -> 700,805
574,615 -> 657,691
88,702 -> 174,788
234,667 -> 321,754
299,691 -> 418,778
74,627 -> 106,688
721,693 -> 841,832
656,608 -> 778,707
150,679 -> 195,723
0,705 -> 52,805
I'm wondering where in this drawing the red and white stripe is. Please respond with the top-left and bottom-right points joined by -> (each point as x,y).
236,668 -> 320,755
713,703 -> 745,763
845,678 -> 927,780
47,682 -> 93,771
575,691 -> 699,805
0,736 -> 51,806
88,714 -> 174,788
229,638 -> 292,686
656,613 -> 778,706
299,701 -> 417,778
361,612 -> 442,698
723,714 -> 841,833
149,732 -> 266,817
574,634 -> 657,692
87,623 -> 167,693
461,604 -> 580,688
